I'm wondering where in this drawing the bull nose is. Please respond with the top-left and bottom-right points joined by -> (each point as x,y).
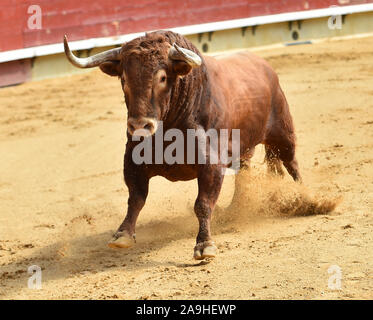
127,117 -> 158,137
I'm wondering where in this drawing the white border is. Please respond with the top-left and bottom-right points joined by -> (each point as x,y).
1,3 -> 373,63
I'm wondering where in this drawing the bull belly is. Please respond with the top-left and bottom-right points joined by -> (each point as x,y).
148,164 -> 198,182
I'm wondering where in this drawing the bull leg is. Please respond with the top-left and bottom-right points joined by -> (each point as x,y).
108,162 -> 149,249
274,138 -> 302,183
283,158 -> 302,183
193,165 -> 224,260
266,139 -> 302,183
266,88 -> 302,183
265,145 -> 284,177
229,148 -> 255,207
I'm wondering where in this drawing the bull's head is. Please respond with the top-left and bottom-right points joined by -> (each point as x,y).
63,33 -> 202,137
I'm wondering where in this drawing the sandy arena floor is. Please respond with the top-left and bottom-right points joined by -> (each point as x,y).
0,36 -> 372,300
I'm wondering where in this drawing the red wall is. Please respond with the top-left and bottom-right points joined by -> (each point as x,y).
1,0 -> 372,53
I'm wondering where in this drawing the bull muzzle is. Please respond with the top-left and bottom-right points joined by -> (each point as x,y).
127,117 -> 158,137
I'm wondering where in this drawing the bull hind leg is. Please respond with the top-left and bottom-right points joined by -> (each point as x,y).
265,145 -> 284,177
229,148 -> 255,207
266,138 -> 302,183
266,88 -> 302,183
282,156 -> 302,183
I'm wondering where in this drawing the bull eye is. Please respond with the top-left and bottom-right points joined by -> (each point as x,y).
160,75 -> 166,83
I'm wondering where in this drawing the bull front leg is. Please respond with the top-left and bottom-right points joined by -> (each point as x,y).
108,154 -> 149,249
193,164 -> 224,260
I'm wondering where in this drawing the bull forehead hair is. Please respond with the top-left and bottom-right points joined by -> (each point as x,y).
120,31 -> 201,73
122,33 -> 167,67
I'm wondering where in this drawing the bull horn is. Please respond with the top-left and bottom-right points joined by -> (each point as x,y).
169,43 -> 202,67
63,35 -> 121,68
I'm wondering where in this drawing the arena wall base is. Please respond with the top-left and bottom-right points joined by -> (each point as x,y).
2,11 -> 373,85
186,12 -> 373,54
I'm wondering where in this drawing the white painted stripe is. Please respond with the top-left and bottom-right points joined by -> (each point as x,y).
1,3 -> 373,63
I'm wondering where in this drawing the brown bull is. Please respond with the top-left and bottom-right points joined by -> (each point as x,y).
64,31 -> 301,260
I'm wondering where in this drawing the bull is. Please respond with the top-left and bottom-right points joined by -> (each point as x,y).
64,31 -> 301,260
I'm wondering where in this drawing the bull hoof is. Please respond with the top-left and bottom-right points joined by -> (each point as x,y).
193,241 -> 217,260
107,231 -> 135,249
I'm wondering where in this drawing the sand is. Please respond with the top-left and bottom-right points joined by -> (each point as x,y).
0,36 -> 372,299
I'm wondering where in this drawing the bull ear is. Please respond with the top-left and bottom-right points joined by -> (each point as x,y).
169,43 -> 201,76
172,60 -> 192,76
99,61 -> 121,77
